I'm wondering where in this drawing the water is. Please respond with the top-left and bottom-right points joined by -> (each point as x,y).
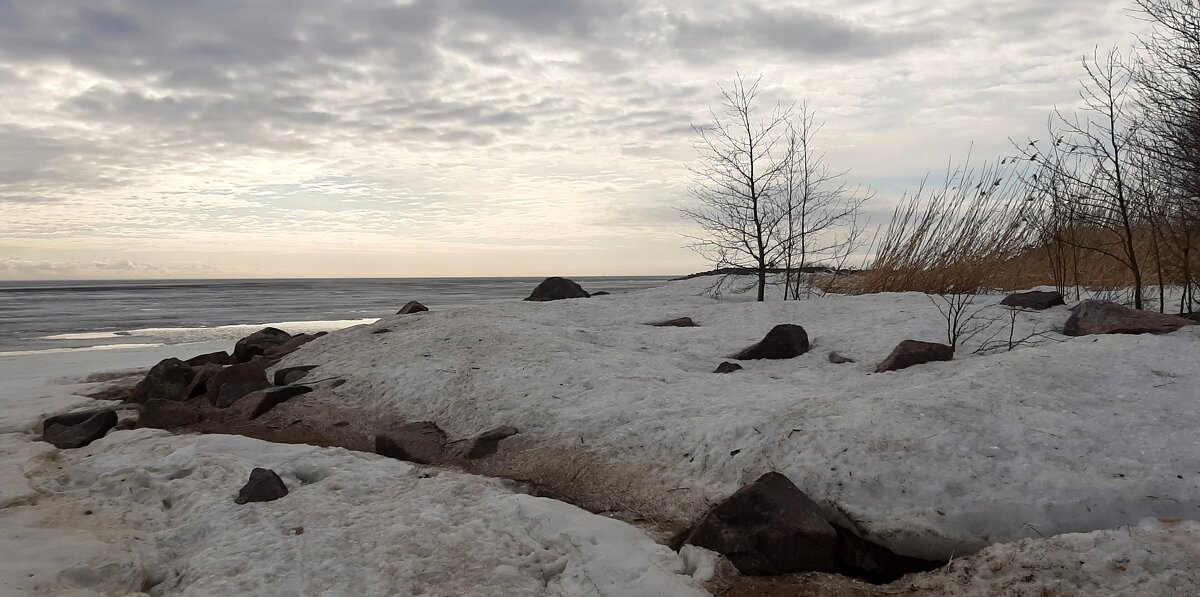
0,277 -> 672,355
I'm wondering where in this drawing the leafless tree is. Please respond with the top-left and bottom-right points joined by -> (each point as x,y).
681,75 -> 793,301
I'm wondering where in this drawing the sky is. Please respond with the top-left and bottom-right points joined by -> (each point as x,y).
0,0 -> 1149,280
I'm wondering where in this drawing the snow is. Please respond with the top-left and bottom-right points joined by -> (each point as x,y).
284,277 -> 1200,560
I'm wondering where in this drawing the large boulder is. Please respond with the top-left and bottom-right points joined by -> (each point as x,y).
42,410 -> 118,449
733,324 -> 810,360
374,422 -> 447,465
874,340 -> 953,373
235,468 -> 289,504
523,277 -> 590,301
232,327 -> 292,363
206,361 -> 271,408
396,301 -> 429,315
185,351 -> 234,367
129,358 -> 195,403
682,472 -> 837,575
1000,290 -> 1065,310
1064,300 -> 1195,336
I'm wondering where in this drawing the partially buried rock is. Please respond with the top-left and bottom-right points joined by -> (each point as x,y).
874,340 -> 953,373
244,385 -> 313,419
139,398 -> 203,429
650,317 -> 698,327
375,422 -> 447,465
235,468 -> 289,504
733,324 -> 810,360
185,351 -> 234,367
682,471 -> 837,575
263,332 -> 323,359
396,301 -> 429,315
371,328 -> 393,335
828,352 -> 855,364
713,362 -> 742,374
232,327 -> 292,363
42,410 -> 118,449
273,365 -> 317,386
128,358 -> 195,404
591,291 -> 610,296
206,361 -> 271,408
463,426 -> 519,459
523,276 -> 590,301
1000,290 -> 1065,310
1064,300 -> 1195,336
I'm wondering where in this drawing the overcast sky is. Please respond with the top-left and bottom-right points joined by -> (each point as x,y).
0,0 -> 1146,279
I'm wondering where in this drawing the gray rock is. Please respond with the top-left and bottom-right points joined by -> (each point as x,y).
235,468 -> 289,504
874,340 -> 953,373
713,362 -> 743,374
206,361 -> 271,408
43,410 -> 118,449
828,352 -> 855,364
1000,290 -> 1065,310
375,422 -> 447,465
1064,300 -> 1195,336
733,324 -> 811,360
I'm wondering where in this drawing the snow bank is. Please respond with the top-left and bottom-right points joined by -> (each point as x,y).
284,277 -> 1200,558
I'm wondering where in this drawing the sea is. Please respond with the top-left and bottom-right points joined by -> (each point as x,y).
0,276 -> 673,357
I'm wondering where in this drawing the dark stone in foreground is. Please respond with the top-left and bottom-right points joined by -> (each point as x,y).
42,410 -> 118,449
184,364 -> 223,399
245,385 -> 313,419
1000,290 -> 1065,310
397,301 -> 429,315
713,362 -> 742,374
650,317 -> 698,327
235,468 -> 289,504
207,361 -> 271,408
129,358 -> 195,403
464,426 -> 519,459
139,398 -> 203,429
733,324 -> 810,360
828,352 -> 855,364
273,365 -> 318,386
233,327 -> 292,362
682,472 -> 837,575
375,422 -> 447,464
524,277 -> 590,301
875,340 -> 953,373
1064,300 -> 1195,336
185,351 -> 234,367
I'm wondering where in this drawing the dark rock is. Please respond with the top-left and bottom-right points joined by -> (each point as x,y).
523,277 -> 590,301
185,351 -> 234,367
650,317 -> 699,327
874,340 -> 954,373
129,358 -> 195,404
42,410 -> 118,449
232,327 -> 292,363
273,365 -> 318,386
139,398 -> 203,429
713,362 -> 743,374
463,426 -> 519,459
263,333 -> 320,359
184,364 -> 223,399
235,468 -> 289,504
591,291 -> 610,296
375,422 -> 447,465
733,324 -> 811,360
1185,312 -> 1200,322
372,328 -> 393,334
86,384 -> 136,401
828,352 -> 855,364
1064,300 -> 1195,336
244,385 -> 313,419
397,301 -> 429,315
207,361 -> 271,408
834,527 -> 941,583
682,472 -> 837,575
1000,290 -> 1065,310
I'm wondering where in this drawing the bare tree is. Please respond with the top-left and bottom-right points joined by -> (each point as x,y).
681,75 -> 792,301
777,103 -> 871,299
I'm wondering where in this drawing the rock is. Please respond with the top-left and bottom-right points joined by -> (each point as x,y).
874,340 -> 954,373
396,301 -> 429,314
244,385 -> 313,419
184,363 -> 223,400
273,365 -> 318,386
733,324 -> 810,360
263,333 -> 320,359
1000,290 -> 1065,310
232,327 -> 292,363
372,328 -> 393,334
206,361 -> 271,408
828,352 -> 855,364
462,426 -> 519,459
591,291 -> 610,296
42,410 -> 118,449
523,277 -> 590,301
139,398 -> 203,429
713,362 -> 742,374
650,317 -> 699,327
833,527 -> 941,583
185,351 -> 234,366
374,422 -> 447,465
235,468 -> 289,504
86,384 -> 136,401
682,472 -> 837,575
1063,300 -> 1195,336
128,358 -> 195,403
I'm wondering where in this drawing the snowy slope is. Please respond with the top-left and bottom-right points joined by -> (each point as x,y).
283,277 -> 1200,559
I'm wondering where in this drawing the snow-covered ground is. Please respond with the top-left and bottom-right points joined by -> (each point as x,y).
3,277 -> 1200,595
